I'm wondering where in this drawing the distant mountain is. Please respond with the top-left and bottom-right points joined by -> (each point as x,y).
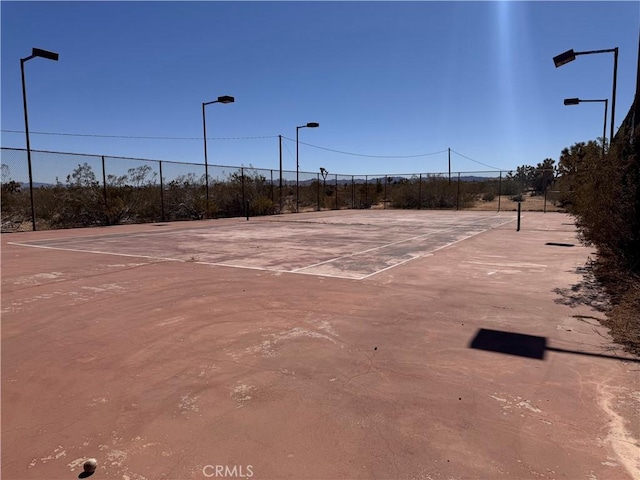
19,182 -> 54,188
295,175 -> 498,186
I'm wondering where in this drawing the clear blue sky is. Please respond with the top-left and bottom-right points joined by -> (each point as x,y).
1,1 -> 639,183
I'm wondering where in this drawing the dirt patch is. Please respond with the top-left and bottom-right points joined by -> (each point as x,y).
572,258 -> 640,357
598,273 -> 640,357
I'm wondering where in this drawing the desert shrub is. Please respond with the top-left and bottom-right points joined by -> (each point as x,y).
250,197 -> 277,216
559,126 -> 639,273
482,192 -> 495,201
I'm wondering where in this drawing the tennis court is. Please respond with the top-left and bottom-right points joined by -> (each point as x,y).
6,210 -> 515,280
2,210 -> 638,480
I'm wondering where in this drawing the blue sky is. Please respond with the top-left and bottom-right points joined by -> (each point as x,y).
1,1 -> 639,183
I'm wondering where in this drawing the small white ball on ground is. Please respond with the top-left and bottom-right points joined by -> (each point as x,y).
83,458 -> 97,473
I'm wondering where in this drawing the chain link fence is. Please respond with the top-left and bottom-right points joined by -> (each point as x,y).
0,147 -> 563,232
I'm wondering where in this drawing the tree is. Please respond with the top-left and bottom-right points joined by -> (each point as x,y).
532,158 -> 556,194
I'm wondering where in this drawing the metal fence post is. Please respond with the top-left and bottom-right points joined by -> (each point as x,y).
456,172 -> 460,211
384,177 -> 387,209
159,160 -> 165,222
101,155 -> 108,224
241,167 -> 246,215
498,171 -> 502,213
365,176 -> 368,207
351,176 -> 355,209
335,175 -> 338,210
317,172 -> 321,211
418,174 -> 422,210
270,169 -> 274,202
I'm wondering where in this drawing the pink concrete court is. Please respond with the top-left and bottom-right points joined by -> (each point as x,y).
2,210 -> 638,480
6,211 -> 515,280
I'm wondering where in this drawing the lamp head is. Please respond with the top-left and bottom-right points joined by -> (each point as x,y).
553,49 -> 576,68
32,48 -> 59,61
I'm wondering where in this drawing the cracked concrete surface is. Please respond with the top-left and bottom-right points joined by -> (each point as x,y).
2,211 -> 638,479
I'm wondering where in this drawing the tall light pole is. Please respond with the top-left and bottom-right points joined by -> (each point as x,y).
295,122 -> 319,213
553,47 -> 618,142
563,97 -> 608,157
21,47 -> 59,232
202,95 -> 234,218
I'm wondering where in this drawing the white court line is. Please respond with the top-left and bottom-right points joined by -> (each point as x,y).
7,214 -> 515,281
6,241 -> 360,280
6,242 -> 185,262
291,215 -> 511,273
359,216 -> 516,279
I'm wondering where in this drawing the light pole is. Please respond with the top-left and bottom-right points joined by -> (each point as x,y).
21,47 -> 59,232
553,47 -> 618,142
202,95 -> 234,218
295,122 -> 319,213
563,97 -> 608,157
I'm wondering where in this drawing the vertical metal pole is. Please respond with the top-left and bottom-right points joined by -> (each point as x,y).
610,47 -> 618,142
335,175 -> 338,210
202,103 -> 210,219
21,58 -> 37,231
602,99 -> 608,157
159,161 -> 165,222
365,176 -> 368,207
296,127 -> 300,213
383,177 -> 387,209
279,135 -> 283,212
448,147 -> 451,185
317,173 -> 321,211
497,171 -> 502,213
101,155 -> 108,222
456,172 -> 460,211
241,167 -> 246,218
351,176 -> 355,209
517,202 -> 521,231
418,174 -> 422,210
270,169 -> 274,202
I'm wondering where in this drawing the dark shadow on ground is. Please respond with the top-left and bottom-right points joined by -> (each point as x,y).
469,328 -> 639,363
470,328 -> 546,359
552,264 -> 610,311
545,242 -> 575,247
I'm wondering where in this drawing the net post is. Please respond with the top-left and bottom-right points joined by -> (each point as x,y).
517,201 -> 521,231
